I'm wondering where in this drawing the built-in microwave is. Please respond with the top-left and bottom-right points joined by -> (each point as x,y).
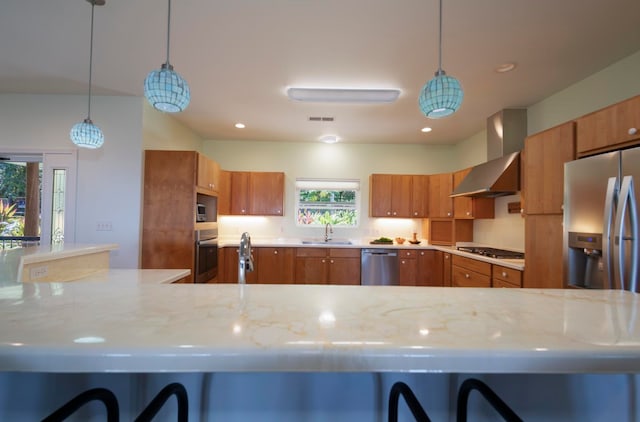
196,203 -> 207,222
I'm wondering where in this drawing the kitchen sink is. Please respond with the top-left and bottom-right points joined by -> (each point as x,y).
301,238 -> 353,245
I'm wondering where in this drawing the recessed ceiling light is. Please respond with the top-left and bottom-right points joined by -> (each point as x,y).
495,62 -> 517,73
235,123 -> 245,129
287,88 -> 401,103
421,127 -> 432,133
319,135 -> 339,144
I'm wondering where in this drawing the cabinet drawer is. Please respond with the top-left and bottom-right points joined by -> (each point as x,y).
452,265 -> 491,287
452,255 -> 491,276
296,248 -> 327,257
329,248 -> 361,258
398,249 -> 418,259
492,278 -> 521,288
492,265 -> 522,287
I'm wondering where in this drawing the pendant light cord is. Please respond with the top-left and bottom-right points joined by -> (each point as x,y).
165,0 -> 172,65
87,0 -> 96,120
437,0 -> 443,73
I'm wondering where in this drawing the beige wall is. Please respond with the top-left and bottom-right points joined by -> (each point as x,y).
142,102 -> 204,151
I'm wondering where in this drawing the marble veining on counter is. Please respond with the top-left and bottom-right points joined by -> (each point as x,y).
0,282 -> 638,373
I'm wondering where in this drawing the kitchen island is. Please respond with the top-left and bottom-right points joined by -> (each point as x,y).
0,278 -> 638,420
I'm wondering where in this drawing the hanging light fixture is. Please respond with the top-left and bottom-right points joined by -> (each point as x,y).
419,0 -> 463,119
70,0 -> 105,149
144,0 -> 190,113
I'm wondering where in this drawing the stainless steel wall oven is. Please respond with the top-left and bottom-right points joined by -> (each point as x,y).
195,228 -> 218,283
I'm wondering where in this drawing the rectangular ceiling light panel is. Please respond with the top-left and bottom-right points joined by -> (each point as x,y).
287,88 -> 400,103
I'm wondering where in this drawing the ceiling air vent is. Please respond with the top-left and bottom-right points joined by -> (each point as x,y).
308,116 -> 334,122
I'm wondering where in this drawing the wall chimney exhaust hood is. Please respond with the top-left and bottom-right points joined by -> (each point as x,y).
450,109 -> 527,198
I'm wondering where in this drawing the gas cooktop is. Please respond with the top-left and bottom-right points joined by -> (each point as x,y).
456,246 -> 525,260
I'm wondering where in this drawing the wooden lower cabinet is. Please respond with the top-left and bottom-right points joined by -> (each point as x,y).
219,246 -> 257,284
295,248 -> 360,285
256,248 -> 295,284
442,252 -> 452,286
399,249 -> 445,286
451,255 -> 491,287
492,264 -> 522,288
524,214 -> 565,288
398,250 -> 418,286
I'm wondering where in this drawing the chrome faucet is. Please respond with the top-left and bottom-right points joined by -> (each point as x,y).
324,223 -> 333,242
238,232 -> 254,284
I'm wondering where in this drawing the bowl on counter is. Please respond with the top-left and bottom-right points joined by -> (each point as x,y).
395,237 -> 406,244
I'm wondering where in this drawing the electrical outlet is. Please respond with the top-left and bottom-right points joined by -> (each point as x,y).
30,265 -> 48,279
96,221 -> 113,231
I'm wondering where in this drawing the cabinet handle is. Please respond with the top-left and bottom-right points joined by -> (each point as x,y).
393,211 -> 397,216
401,260 -> 406,264
445,255 -> 449,259
274,250 -> 278,255
330,259 -> 334,264
322,259 -> 326,263
629,127 -> 638,136
465,273 -> 470,278
420,252 -> 424,256
414,212 -> 418,216
447,212 -> 451,216
241,209 -> 246,213
387,211 -> 391,215
466,211 -> 471,216
502,271 -> 507,278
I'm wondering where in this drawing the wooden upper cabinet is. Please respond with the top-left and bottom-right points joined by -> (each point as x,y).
230,171 -> 250,215
196,154 -> 220,194
576,94 -> 640,156
249,172 -> 285,216
523,121 -> 576,215
224,171 -> 285,216
453,168 -> 494,219
370,174 -> 412,217
428,173 -> 453,218
370,174 -> 393,217
411,175 -> 429,218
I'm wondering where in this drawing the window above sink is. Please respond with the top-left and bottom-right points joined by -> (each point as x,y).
295,179 -> 360,228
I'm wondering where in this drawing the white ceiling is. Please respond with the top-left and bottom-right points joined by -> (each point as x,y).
2,0 -> 640,145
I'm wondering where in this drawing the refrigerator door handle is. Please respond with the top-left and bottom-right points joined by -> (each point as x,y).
603,177 -> 618,289
614,176 -> 638,292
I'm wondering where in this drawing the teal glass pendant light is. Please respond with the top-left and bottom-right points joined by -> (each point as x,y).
144,0 -> 190,113
70,0 -> 105,149
419,0 -> 463,119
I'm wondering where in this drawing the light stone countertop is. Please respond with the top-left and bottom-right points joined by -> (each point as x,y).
0,281 -> 638,374
218,237 -> 525,270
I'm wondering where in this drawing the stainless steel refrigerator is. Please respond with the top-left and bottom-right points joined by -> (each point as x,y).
563,146 -> 639,292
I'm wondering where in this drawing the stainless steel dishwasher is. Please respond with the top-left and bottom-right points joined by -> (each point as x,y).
361,249 -> 399,285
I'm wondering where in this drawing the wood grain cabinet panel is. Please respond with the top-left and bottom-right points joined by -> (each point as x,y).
398,250 -> 418,286
492,265 -> 522,288
523,121 -> 576,215
428,173 -> 453,218
249,172 -> 285,216
417,249 -> 444,287
226,171 -> 285,216
369,174 -> 412,217
295,248 -> 360,285
524,214 -> 565,288
411,175 -> 430,218
256,247 -> 295,284
196,153 -> 220,194
576,94 -> 640,156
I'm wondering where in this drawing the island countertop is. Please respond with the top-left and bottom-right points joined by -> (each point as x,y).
0,281 -> 638,374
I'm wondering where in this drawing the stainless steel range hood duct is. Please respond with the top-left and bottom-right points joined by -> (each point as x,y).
450,109 -> 527,198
